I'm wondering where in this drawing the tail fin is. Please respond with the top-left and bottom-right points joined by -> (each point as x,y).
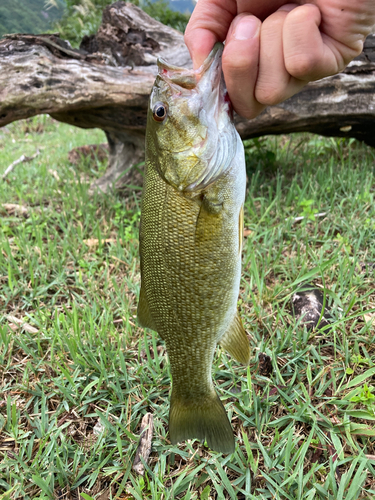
169,389 -> 235,454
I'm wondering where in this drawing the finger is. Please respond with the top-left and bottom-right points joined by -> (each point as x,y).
283,3 -> 348,80
184,0 -> 299,69
255,5 -> 306,106
222,14 -> 264,119
184,0 -> 236,69
317,0 -> 375,54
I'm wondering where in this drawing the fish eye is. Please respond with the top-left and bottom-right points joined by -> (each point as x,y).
152,102 -> 168,122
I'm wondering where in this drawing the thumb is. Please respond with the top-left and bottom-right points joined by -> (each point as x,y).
223,14 -> 265,118
184,0 -> 236,69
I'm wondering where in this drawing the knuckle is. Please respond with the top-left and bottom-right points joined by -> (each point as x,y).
285,52 -> 322,80
232,101 -> 265,120
222,52 -> 249,74
255,85 -> 284,106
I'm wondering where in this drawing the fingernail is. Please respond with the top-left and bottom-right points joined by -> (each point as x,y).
278,3 -> 298,12
233,16 -> 260,41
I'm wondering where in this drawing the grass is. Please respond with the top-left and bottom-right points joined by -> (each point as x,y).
1,115 -> 375,499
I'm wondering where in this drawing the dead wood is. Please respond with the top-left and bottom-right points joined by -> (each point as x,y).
132,412 -> 154,475
2,150 -> 40,180
0,1 -> 375,192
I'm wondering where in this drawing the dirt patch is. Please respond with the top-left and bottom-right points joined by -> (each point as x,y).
68,143 -> 108,166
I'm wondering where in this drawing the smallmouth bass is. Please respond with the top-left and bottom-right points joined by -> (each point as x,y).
138,43 -> 250,454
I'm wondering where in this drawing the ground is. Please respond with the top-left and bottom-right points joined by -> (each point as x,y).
1,116 -> 375,499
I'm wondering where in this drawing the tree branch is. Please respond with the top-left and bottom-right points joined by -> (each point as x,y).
1,1 -> 374,192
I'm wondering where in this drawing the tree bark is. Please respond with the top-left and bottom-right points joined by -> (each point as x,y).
90,130 -> 145,193
0,1 -> 374,192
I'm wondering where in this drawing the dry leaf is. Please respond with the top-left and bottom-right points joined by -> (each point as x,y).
132,413 -> 154,475
6,315 -> 39,333
330,416 -> 341,425
93,420 -> 105,436
83,238 -> 117,247
1,203 -> 30,216
364,313 -> 375,324
48,169 -> 60,181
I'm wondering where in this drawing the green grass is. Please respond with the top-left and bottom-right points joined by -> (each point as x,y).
1,116 -> 375,499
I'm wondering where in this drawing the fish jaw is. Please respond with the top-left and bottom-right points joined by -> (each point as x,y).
147,43 -> 237,194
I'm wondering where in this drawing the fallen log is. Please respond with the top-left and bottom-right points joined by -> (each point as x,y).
0,1 -> 374,192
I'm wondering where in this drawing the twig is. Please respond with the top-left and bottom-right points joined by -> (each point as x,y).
2,150 -> 40,180
286,212 -> 327,224
132,413 -> 154,475
113,317 -> 136,327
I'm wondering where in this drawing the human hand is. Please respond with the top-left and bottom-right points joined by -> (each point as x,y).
185,0 -> 375,119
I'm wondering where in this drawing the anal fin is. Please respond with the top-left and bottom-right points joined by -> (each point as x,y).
137,286 -> 158,332
220,312 -> 250,365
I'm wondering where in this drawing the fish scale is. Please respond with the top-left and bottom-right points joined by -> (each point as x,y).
138,43 -> 251,454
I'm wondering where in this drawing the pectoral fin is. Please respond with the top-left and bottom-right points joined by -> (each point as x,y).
220,312 -> 250,365
137,286 -> 158,332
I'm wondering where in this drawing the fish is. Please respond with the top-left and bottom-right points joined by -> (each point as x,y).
137,43 -> 250,454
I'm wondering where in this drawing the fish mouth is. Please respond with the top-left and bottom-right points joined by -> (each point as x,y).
157,44 -> 231,131
157,42 -> 224,92
156,44 -> 237,193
